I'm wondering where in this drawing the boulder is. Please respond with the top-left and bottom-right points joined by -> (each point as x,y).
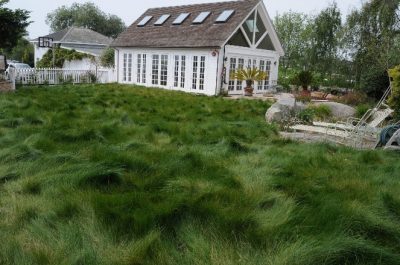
265,93 -> 305,123
313,102 -> 355,119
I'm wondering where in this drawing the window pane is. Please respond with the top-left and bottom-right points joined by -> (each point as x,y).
216,10 -> 235,23
181,56 -> 186,88
243,12 -> 256,41
155,15 -> 171,25
227,29 -> 250,47
255,13 -> 267,44
123,53 -> 127,81
174,55 -> 179,87
152,55 -> 159,85
173,13 -> 190,25
128,54 -> 132,82
137,54 -> 142,83
193,12 -> 211,24
199,56 -> 205,90
142,54 -> 147,83
228,58 -> 236,91
257,34 -> 275,51
192,56 -> 198,89
160,55 -> 168,86
138,16 -> 152,26
237,58 -> 244,90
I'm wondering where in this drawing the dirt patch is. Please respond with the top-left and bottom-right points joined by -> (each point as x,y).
0,81 -> 14,92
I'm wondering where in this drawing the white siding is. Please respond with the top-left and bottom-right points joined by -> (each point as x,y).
222,45 -> 280,95
116,48 -> 219,96
34,44 -> 50,67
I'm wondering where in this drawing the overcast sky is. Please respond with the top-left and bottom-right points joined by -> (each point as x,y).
6,0 -> 364,39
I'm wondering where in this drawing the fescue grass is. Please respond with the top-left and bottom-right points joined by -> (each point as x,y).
0,84 -> 399,265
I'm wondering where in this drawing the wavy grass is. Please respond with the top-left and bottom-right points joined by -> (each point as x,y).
0,84 -> 399,264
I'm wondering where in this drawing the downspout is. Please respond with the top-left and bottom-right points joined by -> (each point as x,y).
115,48 -> 119,83
215,48 -> 220,95
219,45 -> 227,93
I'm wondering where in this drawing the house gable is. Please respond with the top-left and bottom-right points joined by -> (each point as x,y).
111,0 -> 261,49
223,1 -> 284,56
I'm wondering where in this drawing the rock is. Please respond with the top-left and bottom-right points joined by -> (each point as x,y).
265,93 -> 305,123
313,102 -> 355,119
326,94 -> 339,101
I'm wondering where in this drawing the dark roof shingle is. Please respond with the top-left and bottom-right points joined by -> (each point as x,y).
32,27 -> 112,46
112,0 -> 260,48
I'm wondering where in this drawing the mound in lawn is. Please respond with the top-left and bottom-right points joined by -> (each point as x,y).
0,84 -> 399,265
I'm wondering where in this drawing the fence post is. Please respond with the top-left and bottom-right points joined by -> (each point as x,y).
9,68 -> 16,91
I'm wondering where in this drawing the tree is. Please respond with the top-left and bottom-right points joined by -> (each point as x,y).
309,2 -> 342,77
46,2 -> 126,39
343,0 -> 400,98
274,12 -> 313,72
100,48 -> 115,68
0,0 -> 30,51
3,38 -> 34,66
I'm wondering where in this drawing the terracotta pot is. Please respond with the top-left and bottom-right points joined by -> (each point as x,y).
244,80 -> 254,96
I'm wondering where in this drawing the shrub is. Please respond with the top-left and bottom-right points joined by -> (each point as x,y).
309,105 -> 332,120
295,94 -> 311,103
298,108 -> 315,123
388,65 -> 400,119
36,47 -> 94,68
100,48 -> 115,68
338,91 -> 368,106
356,104 -> 371,118
294,71 -> 314,90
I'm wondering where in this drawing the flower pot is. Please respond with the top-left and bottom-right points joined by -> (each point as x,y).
244,80 -> 254,96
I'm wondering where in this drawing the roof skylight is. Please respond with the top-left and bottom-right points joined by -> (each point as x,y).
155,14 -> 171,25
173,13 -> 190,25
137,16 -> 153,27
193,11 -> 211,24
216,10 -> 235,23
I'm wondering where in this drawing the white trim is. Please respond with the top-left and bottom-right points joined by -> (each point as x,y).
221,4 -> 259,48
255,31 -> 269,48
240,26 -> 253,48
258,2 -> 285,56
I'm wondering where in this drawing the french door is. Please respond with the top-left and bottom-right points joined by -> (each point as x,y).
226,56 -> 271,95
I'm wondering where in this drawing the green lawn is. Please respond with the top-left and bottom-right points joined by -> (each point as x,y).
0,84 -> 399,265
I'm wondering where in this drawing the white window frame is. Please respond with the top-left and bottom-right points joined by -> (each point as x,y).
174,55 -> 186,89
192,55 -> 206,90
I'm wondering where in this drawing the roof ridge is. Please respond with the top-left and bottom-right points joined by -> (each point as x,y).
147,0 -> 257,11
59,27 -> 74,43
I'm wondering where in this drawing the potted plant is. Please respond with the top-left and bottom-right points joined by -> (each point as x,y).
294,70 -> 313,97
230,68 -> 268,96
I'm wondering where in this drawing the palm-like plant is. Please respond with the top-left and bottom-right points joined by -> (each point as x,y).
230,67 -> 268,96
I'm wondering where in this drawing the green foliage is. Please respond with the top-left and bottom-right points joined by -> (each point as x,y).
0,0 -> 31,50
100,47 -> 115,68
36,47 -> 94,68
298,108 -> 315,123
46,2 -> 126,38
344,0 -> 400,98
230,67 -> 268,83
356,104 -> 371,118
298,104 -> 332,123
274,12 -> 313,71
0,85 -> 400,264
2,38 -> 34,66
388,65 -> 400,119
294,71 -> 313,90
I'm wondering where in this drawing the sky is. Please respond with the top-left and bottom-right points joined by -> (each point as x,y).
5,0 -> 364,39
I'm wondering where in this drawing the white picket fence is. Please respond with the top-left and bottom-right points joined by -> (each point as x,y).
11,68 -> 116,85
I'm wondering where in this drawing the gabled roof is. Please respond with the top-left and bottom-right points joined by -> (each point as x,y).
112,0 -> 260,48
32,27 -> 113,46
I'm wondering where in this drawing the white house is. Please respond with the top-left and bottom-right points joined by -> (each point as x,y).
112,0 -> 284,96
31,27 -> 112,69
